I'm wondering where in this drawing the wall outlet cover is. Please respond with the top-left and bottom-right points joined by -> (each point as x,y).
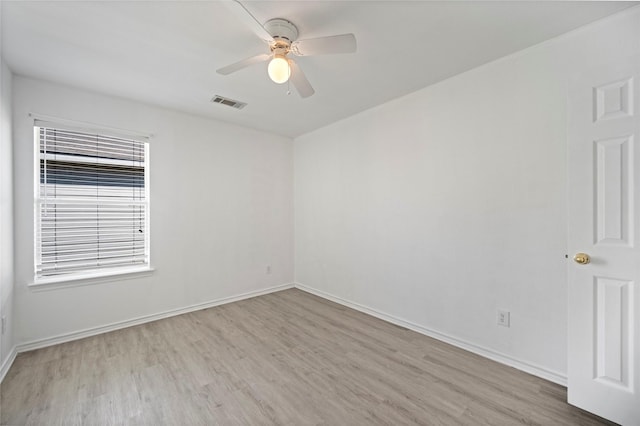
497,310 -> 510,327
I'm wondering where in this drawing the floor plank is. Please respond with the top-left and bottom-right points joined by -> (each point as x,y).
1,289 -> 615,425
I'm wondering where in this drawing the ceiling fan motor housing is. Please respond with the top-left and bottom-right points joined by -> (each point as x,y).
264,18 -> 299,43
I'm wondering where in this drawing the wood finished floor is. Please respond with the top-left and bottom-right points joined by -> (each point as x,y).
1,289 -> 614,425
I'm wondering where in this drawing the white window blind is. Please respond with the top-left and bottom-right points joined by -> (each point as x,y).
35,122 -> 150,280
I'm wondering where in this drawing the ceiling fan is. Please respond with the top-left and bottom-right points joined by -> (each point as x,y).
216,0 -> 357,98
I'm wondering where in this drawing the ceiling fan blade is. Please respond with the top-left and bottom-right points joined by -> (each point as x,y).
291,34 -> 357,56
216,53 -> 271,75
221,0 -> 273,42
288,60 -> 315,98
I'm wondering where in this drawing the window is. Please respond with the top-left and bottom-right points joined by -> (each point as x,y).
34,121 -> 150,283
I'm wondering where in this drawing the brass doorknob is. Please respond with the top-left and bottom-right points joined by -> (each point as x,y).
573,252 -> 591,265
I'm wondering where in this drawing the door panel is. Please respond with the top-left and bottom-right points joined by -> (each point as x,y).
595,135 -> 633,246
594,277 -> 632,389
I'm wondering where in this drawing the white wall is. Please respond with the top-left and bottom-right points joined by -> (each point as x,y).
1,45 -> 16,369
12,77 -> 293,344
294,7 -> 640,380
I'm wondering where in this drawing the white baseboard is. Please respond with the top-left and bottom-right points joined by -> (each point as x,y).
0,345 -> 18,384
294,283 -> 567,387
15,283 -> 294,354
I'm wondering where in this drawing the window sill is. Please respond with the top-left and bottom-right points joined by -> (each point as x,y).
28,266 -> 155,291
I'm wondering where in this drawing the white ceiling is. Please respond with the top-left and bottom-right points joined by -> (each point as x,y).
1,1 -> 637,138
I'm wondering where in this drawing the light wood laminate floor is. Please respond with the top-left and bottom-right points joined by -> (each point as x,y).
1,289 -> 613,425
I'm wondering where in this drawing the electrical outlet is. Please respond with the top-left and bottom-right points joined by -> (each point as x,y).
266,265 -> 272,274
1,316 -> 6,335
497,310 -> 510,327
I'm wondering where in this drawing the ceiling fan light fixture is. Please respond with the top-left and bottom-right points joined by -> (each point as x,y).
268,55 -> 290,84
216,6 -> 357,98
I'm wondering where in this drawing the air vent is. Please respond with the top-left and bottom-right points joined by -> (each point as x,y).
211,95 -> 247,110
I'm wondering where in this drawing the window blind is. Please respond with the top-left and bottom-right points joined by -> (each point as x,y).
35,123 -> 149,279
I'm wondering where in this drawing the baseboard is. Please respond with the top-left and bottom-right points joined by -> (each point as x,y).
15,283 -> 295,354
0,345 -> 18,384
294,283 -> 567,387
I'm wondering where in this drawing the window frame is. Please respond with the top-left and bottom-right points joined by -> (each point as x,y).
31,120 -> 152,287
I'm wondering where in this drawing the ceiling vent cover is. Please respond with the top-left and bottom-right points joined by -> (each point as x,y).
211,95 -> 247,110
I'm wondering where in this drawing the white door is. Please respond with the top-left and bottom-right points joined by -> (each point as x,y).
568,55 -> 640,426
